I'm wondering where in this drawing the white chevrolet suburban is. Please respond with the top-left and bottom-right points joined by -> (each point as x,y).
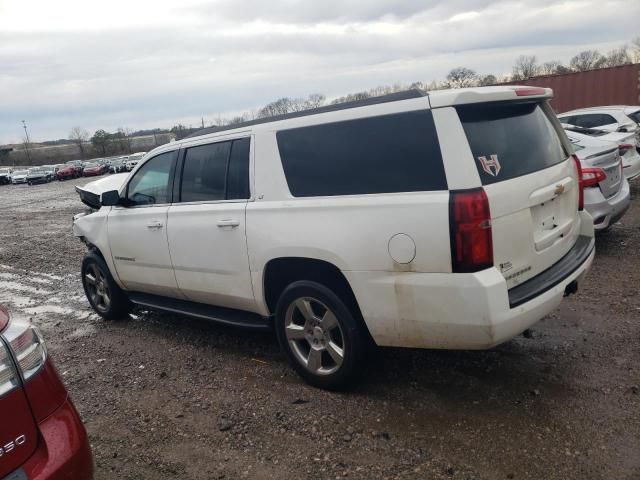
73,87 -> 595,389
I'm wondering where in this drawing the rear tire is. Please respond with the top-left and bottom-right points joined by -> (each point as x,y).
81,251 -> 130,320
275,280 -> 367,390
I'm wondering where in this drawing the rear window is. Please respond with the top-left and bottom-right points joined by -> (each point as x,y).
276,111 -> 446,197
458,102 -> 567,185
628,110 -> 640,124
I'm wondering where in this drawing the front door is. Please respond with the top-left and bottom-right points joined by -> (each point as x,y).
108,150 -> 182,298
167,137 -> 256,311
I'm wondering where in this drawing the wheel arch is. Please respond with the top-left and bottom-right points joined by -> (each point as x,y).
262,257 -> 374,343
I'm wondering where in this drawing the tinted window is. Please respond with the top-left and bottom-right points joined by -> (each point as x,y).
276,111 -> 446,197
572,113 -> 616,128
126,151 -> 176,206
458,101 -> 567,185
181,142 -> 231,202
627,110 -> 640,124
226,138 -> 251,200
179,137 -> 250,202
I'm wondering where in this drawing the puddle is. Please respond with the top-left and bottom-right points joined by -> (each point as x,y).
68,323 -> 98,338
0,280 -> 53,296
23,304 -> 76,316
0,293 -> 36,307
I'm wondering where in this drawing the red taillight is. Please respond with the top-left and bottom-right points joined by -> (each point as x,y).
618,144 -> 633,156
449,188 -> 493,273
572,155 -> 584,211
581,167 -> 607,188
513,87 -> 547,96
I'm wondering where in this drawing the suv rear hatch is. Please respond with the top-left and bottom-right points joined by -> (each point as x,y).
457,100 -> 581,289
0,308 -> 38,477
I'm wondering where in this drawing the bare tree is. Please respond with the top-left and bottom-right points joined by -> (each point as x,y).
478,74 -> 497,86
601,46 -> 632,67
445,67 -> 479,88
539,60 -> 563,75
633,36 -> 640,62
511,55 -> 539,81
69,127 -> 89,159
305,93 -> 326,109
569,50 -> 605,71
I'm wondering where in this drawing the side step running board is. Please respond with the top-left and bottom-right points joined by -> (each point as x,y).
128,292 -> 272,331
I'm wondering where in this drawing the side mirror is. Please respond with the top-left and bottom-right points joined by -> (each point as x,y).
101,190 -> 121,206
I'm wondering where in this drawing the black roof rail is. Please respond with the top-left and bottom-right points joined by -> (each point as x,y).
185,89 -> 427,139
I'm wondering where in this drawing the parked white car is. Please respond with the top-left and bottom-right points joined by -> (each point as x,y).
558,106 -> 640,135
11,169 -> 28,184
566,130 -> 630,230
124,152 -> 146,171
561,125 -> 640,181
73,87 -> 595,389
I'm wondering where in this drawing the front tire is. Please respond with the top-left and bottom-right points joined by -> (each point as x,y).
81,251 -> 130,320
275,281 -> 366,390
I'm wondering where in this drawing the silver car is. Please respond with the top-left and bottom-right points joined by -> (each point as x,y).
567,131 -> 630,231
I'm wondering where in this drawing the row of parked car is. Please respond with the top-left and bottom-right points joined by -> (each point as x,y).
0,152 -> 147,186
559,105 -> 640,230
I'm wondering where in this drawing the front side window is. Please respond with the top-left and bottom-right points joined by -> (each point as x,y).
126,151 -> 176,206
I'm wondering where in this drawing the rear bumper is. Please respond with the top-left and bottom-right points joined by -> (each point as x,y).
346,235 -> 595,350
7,399 -> 93,480
584,179 -> 631,230
622,152 -> 640,181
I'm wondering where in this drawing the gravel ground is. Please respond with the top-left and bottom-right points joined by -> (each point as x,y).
0,176 -> 639,480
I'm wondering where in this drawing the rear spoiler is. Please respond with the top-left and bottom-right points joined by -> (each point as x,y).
428,86 -> 553,108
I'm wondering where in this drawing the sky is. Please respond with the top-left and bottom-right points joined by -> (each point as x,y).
0,0 -> 638,144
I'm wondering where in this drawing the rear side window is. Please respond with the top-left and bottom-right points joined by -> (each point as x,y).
458,102 -> 567,185
276,111 -> 446,197
179,137 -> 250,202
572,113 -> 617,128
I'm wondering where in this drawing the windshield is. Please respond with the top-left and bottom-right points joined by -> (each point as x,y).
0,169 -> 9,174
84,163 -> 98,168
14,170 -> 27,175
28,168 -> 44,174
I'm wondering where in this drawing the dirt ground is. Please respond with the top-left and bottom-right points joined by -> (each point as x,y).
0,176 -> 638,480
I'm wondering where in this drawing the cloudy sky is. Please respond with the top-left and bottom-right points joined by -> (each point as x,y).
0,0 -> 638,144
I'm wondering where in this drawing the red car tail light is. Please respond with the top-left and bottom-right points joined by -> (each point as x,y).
0,339 -> 20,396
2,319 -> 66,421
449,188 -> 493,273
581,167 -> 607,188
572,155 -> 584,211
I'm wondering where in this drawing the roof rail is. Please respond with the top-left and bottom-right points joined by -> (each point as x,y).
186,89 -> 426,139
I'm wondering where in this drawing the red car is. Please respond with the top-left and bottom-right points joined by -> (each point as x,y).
0,305 -> 93,479
81,163 -> 107,177
56,165 -> 79,181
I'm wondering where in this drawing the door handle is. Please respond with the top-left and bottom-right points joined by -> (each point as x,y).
146,221 -> 163,229
217,219 -> 240,228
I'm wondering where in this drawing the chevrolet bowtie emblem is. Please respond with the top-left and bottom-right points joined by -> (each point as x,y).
554,184 -> 565,195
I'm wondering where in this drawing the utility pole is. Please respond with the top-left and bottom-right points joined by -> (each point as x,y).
21,120 -> 32,164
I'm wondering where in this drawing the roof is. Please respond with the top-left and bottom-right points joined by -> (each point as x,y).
186,89 -> 426,139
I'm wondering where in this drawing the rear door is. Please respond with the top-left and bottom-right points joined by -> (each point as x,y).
457,100 -> 582,288
167,137 -> 256,311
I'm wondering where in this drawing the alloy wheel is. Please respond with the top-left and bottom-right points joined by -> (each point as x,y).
284,297 -> 345,376
84,263 -> 111,312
